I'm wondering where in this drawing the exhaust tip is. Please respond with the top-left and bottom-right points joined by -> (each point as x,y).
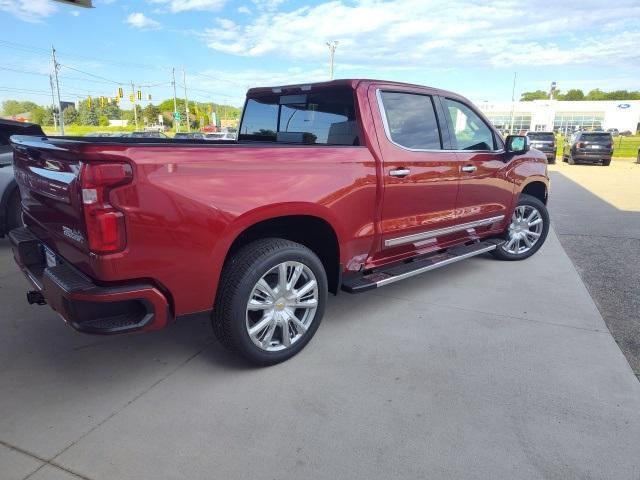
27,291 -> 46,305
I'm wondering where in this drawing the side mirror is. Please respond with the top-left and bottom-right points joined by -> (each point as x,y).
505,135 -> 530,155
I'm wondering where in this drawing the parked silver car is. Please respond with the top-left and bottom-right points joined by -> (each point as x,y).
0,120 -> 45,235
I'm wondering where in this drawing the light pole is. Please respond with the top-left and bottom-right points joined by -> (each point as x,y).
508,72 -> 517,135
51,46 -> 64,135
326,41 -> 338,80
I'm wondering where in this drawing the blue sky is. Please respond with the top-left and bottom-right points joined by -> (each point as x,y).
1,0 -> 639,108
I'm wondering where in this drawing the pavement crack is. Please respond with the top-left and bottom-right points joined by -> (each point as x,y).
556,233 -> 640,241
0,440 -> 92,480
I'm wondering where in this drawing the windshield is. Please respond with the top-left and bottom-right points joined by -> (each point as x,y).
528,133 -> 554,141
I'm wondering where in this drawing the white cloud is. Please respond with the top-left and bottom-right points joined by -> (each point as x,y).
191,66 -> 329,105
126,12 -> 161,29
70,10 -> 80,17
238,6 -> 251,14
0,0 -> 57,23
202,0 -> 640,70
149,0 -> 226,12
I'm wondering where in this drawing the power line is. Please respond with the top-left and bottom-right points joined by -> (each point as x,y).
58,63 -> 123,85
0,66 -> 50,77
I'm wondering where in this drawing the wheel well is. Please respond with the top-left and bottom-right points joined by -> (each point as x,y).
227,215 -> 340,294
521,181 -> 547,205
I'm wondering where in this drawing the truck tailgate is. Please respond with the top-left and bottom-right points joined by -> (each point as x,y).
10,135 -> 131,275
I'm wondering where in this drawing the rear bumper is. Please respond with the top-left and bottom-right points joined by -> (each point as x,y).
9,227 -> 171,334
573,151 -> 612,161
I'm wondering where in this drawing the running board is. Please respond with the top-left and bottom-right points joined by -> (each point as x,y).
341,239 -> 503,293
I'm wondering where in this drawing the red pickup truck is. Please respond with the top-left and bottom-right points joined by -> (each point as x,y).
9,79 -> 550,365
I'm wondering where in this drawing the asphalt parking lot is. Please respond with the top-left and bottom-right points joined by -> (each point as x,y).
549,158 -> 640,378
2,222 -> 640,478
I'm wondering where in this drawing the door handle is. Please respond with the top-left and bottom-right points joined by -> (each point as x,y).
389,168 -> 411,178
461,165 -> 477,173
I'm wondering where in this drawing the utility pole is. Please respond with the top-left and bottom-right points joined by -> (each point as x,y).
182,68 -> 190,132
51,45 -> 64,135
130,81 -> 138,130
326,41 -> 338,80
48,74 -> 58,130
171,68 -> 179,133
508,72 -> 517,135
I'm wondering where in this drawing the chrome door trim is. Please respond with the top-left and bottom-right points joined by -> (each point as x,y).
384,215 -> 505,248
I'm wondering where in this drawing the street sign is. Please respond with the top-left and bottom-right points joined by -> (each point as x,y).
173,111 -> 181,121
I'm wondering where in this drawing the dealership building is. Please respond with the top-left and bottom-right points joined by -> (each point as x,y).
476,100 -> 640,134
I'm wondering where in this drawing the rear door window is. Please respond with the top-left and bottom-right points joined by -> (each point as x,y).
378,91 -> 442,150
444,98 -> 496,151
239,88 -> 359,145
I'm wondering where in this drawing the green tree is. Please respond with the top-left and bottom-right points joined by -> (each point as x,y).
562,89 -> 585,101
99,115 -> 109,127
78,100 -> 99,126
2,100 -> 39,116
142,103 -> 160,124
30,106 -> 47,125
520,90 -> 548,101
41,107 -> 55,126
63,105 -> 78,125
585,89 -> 608,100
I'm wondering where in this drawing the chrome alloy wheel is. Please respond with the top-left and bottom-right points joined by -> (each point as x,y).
501,205 -> 544,255
246,261 -> 319,352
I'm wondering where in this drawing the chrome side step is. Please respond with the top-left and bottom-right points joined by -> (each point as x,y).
341,239 -> 503,293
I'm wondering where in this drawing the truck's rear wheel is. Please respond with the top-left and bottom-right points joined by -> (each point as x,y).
492,194 -> 549,261
212,238 -> 327,365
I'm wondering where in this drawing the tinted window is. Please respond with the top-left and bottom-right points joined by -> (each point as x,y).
580,133 -> 612,141
527,133 -> 554,141
444,98 -> 495,151
379,91 -> 441,150
240,99 -> 279,140
239,88 -> 358,145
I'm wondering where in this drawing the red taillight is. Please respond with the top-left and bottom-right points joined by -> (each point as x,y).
577,142 -> 584,148
80,162 -> 133,254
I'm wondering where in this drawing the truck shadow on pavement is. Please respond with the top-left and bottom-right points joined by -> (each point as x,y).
548,169 -> 640,377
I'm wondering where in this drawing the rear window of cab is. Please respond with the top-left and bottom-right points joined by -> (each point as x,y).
239,88 -> 360,146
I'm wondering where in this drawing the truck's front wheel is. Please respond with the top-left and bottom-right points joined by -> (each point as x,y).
492,194 -> 549,261
212,238 -> 327,365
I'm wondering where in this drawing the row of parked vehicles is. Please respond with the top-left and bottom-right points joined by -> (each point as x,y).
84,130 -> 237,140
525,130 -> 615,166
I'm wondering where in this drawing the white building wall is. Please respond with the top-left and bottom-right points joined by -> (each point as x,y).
476,100 -> 640,133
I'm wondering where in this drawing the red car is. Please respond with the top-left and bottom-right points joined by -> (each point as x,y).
9,79 -> 550,365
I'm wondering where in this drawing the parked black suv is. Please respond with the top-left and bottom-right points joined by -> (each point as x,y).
562,131 -> 613,166
526,131 -> 556,163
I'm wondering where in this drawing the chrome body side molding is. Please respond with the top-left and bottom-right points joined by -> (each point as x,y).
384,215 -> 505,248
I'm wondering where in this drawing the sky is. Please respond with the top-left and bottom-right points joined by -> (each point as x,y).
0,0 -> 639,109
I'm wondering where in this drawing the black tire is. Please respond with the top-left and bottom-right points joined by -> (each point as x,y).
212,238 -> 327,365
602,159 -> 611,166
5,188 -> 23,232
491,194 -> 550,261
562,155 -> 568,163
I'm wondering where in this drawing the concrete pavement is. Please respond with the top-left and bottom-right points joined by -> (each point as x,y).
549,159 -> 640,376
1,230 -> 639,480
